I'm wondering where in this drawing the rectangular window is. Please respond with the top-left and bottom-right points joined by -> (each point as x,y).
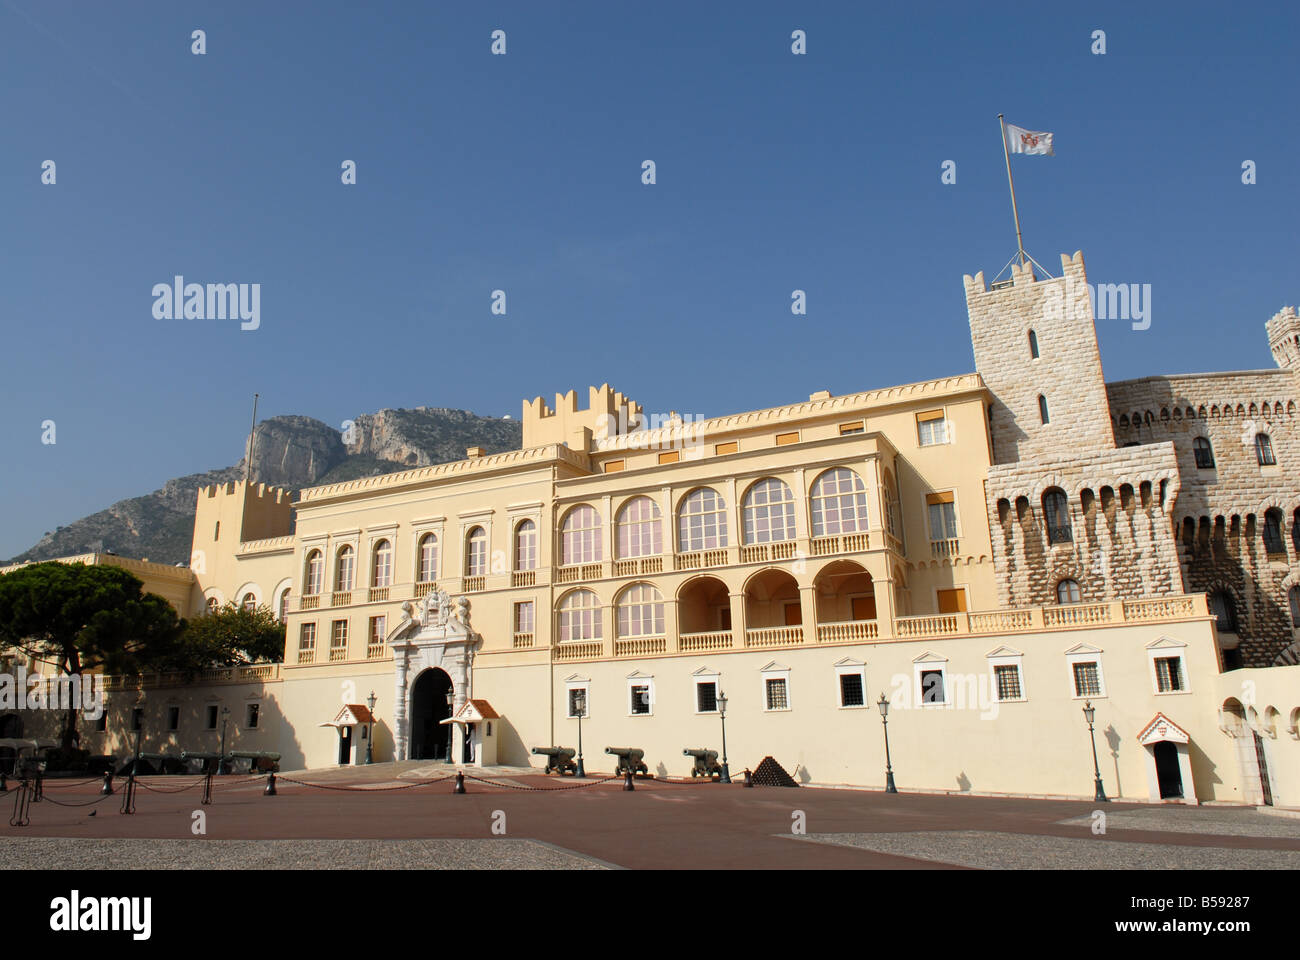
131,708 -> 144,732
937,588 -> 967,613
920,669 -> 946,704
330,620 -> 348,661
765,677 -> 789,710
916,410 -> 948,446
1072,661 -> 1102,697
515,601 -> 535,634
567,687 -> 588,718
658,450 -> 680,464
369,615 -> 386,646
696,681 -> 718,713
714,441 -> 738,456
1155,656 -> 1184,692
167,706 -> 180,731
630,684 -> 652,715
245,703 -> 260,728
839,672 -> 865,707
603,459 -> 626,473
994,664 -> 1022,701
839,421 -> 865,436
775,431 -> 799,446
927,492 -> 958,539
298,623 -> 317,664
205,705 -> 219,730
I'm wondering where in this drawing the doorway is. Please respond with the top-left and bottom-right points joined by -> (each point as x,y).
1152,741 -> 1183,799
411,668 -> 453,761
337,725 -> 353,765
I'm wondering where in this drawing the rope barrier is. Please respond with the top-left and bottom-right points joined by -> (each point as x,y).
275,775 -> 457,792
137,778 -> 208,795
40,792 -> 118,809
36,777 -> 103,790
461,773 -> 624,791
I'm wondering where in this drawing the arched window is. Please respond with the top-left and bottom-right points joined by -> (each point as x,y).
810,468 -> 869,537
206,596 -> 220,615
465,526 -> 488,577
304,550 -> 323,596
1255,432 -> 1276,466
1028,329 -> 1039,359
1289,586 -> 1300,627
1055,579 -> 1081,604
560,505 -> 602,565
514,520 -> 537,571
1038,394 -> 1050,424
417,533 -> 438,583
1193,436 -> 1215,469
616,497 -> 662,559
678,488 -> 728,551
743,477 -> 797,544
334,545 -> 355,591
278,589 -> 290,621
1263,509 -> 1285,554
241,592 -> 257,612
557,589 -> 602,642
1043,489 -> 1072,544
1209,591 -> 1238,633
372,539 -> 393,587
616,583 -> 665,638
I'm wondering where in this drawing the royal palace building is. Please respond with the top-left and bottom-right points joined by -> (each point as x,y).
6,251 -> 1299,807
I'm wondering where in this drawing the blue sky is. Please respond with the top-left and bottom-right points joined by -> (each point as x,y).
2,1 -> 1297,559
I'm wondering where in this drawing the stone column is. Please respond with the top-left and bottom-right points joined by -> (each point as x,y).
393,646 -> 410,761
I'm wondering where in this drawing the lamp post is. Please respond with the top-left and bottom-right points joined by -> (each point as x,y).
573,688 -> 587,779
365,690 -> 376,765
717,690 -> 732,783
877,693 -> 897,794
1083,700 -> 1108,802
218,705 -> 231,775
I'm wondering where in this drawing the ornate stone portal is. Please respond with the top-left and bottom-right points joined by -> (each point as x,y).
386,587 -> 480,762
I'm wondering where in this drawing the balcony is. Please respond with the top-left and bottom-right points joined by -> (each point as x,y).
512,570 -> 536,588
366,642 -> 387,659
330,591 -> 351,607
556,562 -> 604,584
368,586 -> 390,603
614,636 -> 668,657
414,581 -> 437,597
674,549 -> 728,571
329,645 -> 347,662
613,556 -> 664,577
512,632 -> 534,649
680,630 -> 733,652
929,538 -> 961,560
744,625 -> 803,648
300,595 -> 320,611
554,640 -> 604,661
462,576 -> 486,592
815,619 -> 878,643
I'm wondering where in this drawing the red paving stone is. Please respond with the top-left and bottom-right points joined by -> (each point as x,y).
6,772 -> 1297,869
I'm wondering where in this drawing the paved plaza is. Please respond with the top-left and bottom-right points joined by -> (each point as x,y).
3,763 -> 1297,870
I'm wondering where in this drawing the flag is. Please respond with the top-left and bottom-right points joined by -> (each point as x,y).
1004,122 -> 1054,156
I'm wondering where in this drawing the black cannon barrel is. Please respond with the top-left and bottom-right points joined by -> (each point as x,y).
229,751 -> 281,760
683,747 -> 710,757
180,751 -> 222,761
531,746 -> 574,756
605,746 -> 644,758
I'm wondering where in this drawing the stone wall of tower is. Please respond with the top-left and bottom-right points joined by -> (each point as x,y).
1107,365 -> 1300,667
965,252 -> 1114,464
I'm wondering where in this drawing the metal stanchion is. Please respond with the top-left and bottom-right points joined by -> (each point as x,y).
100,771 -> 114,795
454,771 -> 466,794
264,772 -> 277,797
743,768 -> 753,788
623,770 -> 635,792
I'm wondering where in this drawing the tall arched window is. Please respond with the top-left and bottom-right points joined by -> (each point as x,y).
678,488 -> 728,551
206,596 -> 220,615
1289,586 -> 1300,627
743,478 -> 797,544
558,589 -> 602,642
304,550 -> 323,596
560,505 -> 602,565
1043,489 -> 1072,544
278,589 -> 290,621
1038,394 -> 1050,424
1255,432 -> 1276,466
810,467 -> 869,536
1193,437 -> 1215,469
417,533 -> 438,583
616,583 -> 665,637
334,545 -> 355,591
1209,591 -> 1238,633
241,592 -> 257,612
465,526 -> 488,576
372,539 -> 393,587
1055,579 -> 1081,604
1293,509 -> 1300,555
1028,329 -> 1039,359
514,520 -> 537,571
616,497 -> 662,558
1263,509 -> 1285,554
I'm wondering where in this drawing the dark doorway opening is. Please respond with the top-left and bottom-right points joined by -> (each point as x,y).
1152,741 -> 1183,799
411,669 -> 453,761
337,725 -> 353,765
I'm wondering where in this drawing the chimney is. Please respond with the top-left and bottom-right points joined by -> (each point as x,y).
466,446 -> 486,459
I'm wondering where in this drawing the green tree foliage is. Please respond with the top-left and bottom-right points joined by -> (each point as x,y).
171,602 -> 285,676
0,562 -> 184,745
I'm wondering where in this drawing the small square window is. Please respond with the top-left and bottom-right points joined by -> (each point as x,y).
994,664 -> 1022,701
1072,661 -> 1102,698
603,459 -> 626,473
167,706 -> 180,731
205,705 -> 219,730
765,677 -> 789,710
714,441 -> 738,456
245,703 -> 260,728
839,421 -> 865,436
567,687 -> 588,718
917,410 -> 948,446
775,432 -> 799,446
658,450 -> 680,464
920,669 -> 946,704
696,681 -> 718,713
630,684 -> 652,715
1155,656 -> 1184,693
839,672 -> 865,707
131,708 -> 144,732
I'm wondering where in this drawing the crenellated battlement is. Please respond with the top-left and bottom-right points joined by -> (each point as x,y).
521,383 -> 644,452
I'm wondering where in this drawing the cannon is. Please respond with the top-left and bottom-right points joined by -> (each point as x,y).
531,746 -> 577,775
604,746 -> 648,777
683,747 -> 721,779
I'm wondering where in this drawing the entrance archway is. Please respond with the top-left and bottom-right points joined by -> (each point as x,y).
410,668 -> 453,761
1152,741 -> 1183,799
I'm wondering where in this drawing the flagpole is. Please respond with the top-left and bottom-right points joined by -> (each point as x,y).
998,113 -> 1027,268
245,393 -> 259,484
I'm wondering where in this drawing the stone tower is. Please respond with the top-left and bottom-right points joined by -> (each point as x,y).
1265,306 -> 1300,372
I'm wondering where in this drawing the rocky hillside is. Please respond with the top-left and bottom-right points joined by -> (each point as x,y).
6,408 -> 522,566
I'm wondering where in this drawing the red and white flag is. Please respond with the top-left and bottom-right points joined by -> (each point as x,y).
1004,122 -> 1054,156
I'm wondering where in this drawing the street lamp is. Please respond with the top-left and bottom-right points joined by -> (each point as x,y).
218,706 -> 231,775
1082,700 -> 1108,802
877,693 -> 897,794
365,690 -> 377,765
717,690 -> 732,783
573,688 -> 587,778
